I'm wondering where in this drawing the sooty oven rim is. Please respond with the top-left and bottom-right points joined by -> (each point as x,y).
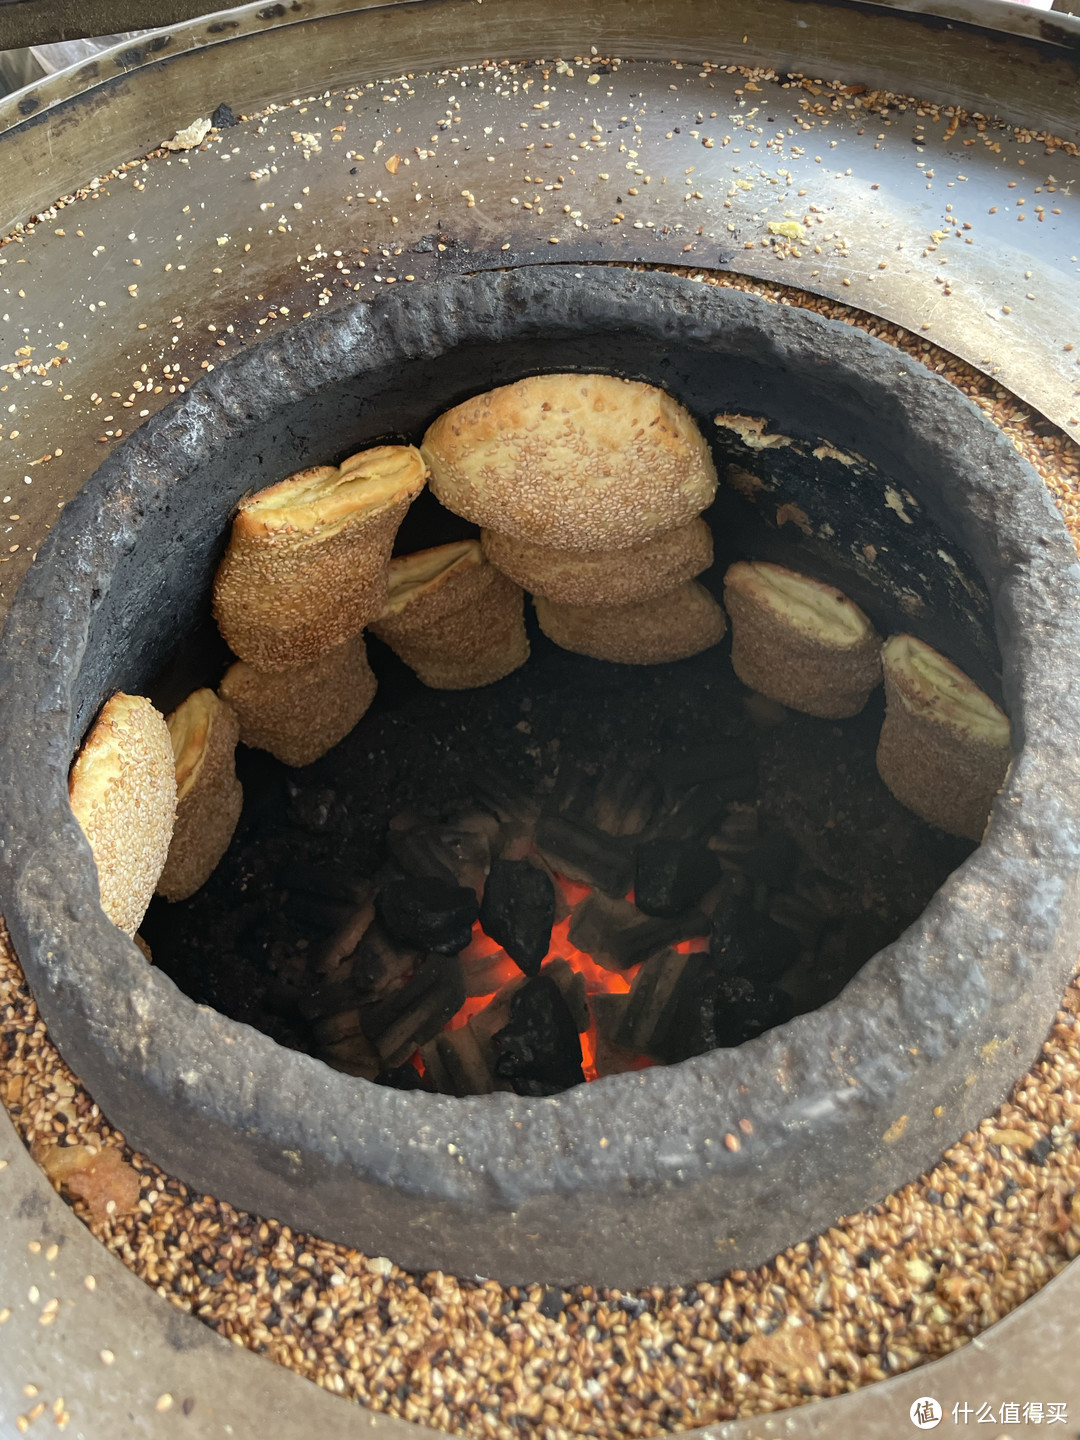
2,266 -> 1080,1288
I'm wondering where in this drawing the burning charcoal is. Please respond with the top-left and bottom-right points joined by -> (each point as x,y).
492,975 -> 585,1096
590,766 -> 657,837
374,1062 -> 430,1091
540,957 -> 589,1032
479,859 -> 555,976
361,953 -> 466,1068
460,942 -> 521,997
376,877 -> 478,955
590,993 -> 644,1078
711,973 -> 794,1047
420,1026 -> 501,1096
654,740 -> 756,798
569,892 -> 708,971
534,813 -> 636,897
388,820 -> 491,897
634,839 -> 721,918
616,950 -> 716,1064
737,831 -> 800,890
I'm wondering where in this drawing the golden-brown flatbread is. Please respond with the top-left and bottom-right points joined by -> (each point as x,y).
534,580 -> 727,664
371,540 -> 529,689
482,517 -> 713,607
219,631 -> 376,768
68,693 -> 176,936
213,445 -> 426,671
723,560 -> 881,719
421,374 -> 716,551
157,689 -> 243,902
877,634 -> 1011,841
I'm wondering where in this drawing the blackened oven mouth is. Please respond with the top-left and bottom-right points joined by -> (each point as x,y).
139,484 -> 978,1101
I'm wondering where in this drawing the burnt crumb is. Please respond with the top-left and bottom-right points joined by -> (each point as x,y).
1030,1135 -> 1053,1165
537,1287 -> 566,1319
211,103 -> 238,129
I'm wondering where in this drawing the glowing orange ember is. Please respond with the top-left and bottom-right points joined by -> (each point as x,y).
419,863 -> 710,1086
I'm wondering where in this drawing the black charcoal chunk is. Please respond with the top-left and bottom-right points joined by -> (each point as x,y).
479,859 -> 555,975
376,877 -> 478,954
374,1062 -> 430,1091
711,972 -> 793,1047
361,953 -> 465,1067
492,975 -> 584,1096
711,902 -> 800,985
634,838 -> 721,918
534,813 -> 636,897
211,102 -> 238,128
